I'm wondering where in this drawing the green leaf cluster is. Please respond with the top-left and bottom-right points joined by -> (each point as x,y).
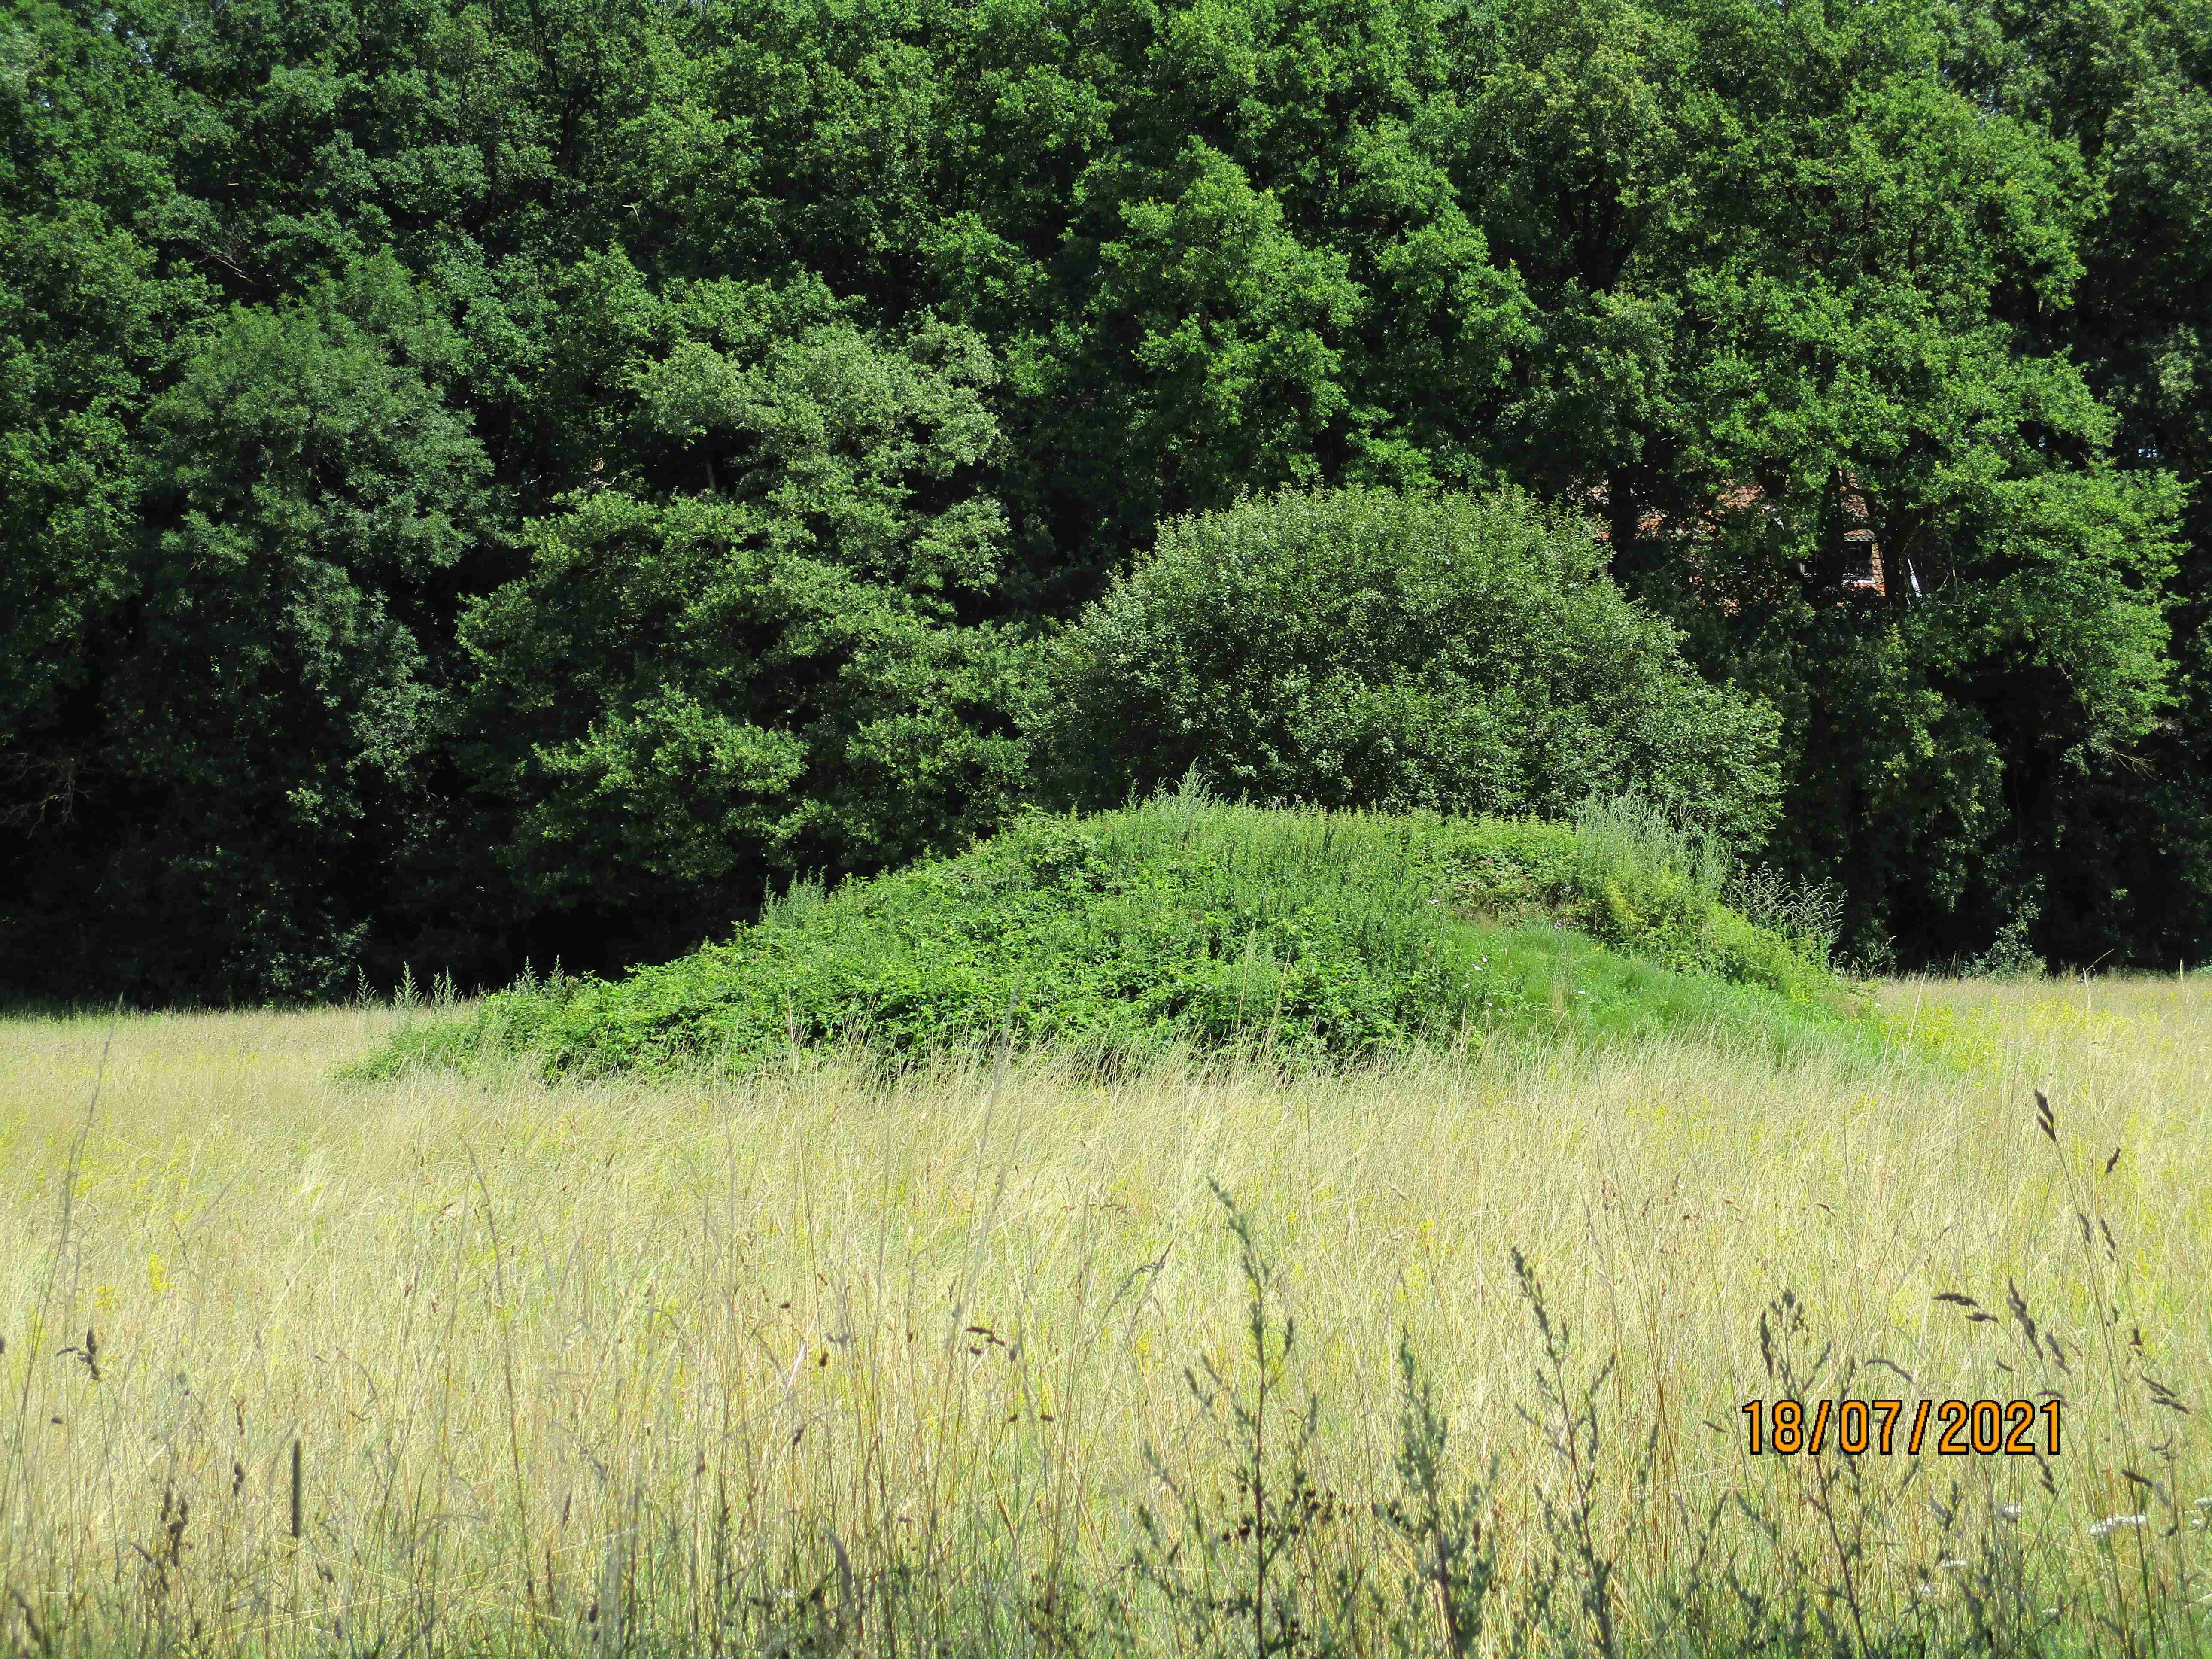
1040,487 -> 1783,848
453,268 -> 1036,919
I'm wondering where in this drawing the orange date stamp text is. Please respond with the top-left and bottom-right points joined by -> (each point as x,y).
1739,1398 -> 2061,1456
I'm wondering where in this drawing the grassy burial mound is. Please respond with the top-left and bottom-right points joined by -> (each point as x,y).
365,793 -> 1869,1079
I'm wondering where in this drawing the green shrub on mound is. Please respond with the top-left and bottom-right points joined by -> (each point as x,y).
1038,489 -> 1785,848
359,793 -> 1871,1080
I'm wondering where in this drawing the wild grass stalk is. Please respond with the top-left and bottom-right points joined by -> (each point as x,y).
0,977 -> 2207,1656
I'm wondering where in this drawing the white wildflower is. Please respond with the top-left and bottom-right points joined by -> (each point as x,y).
1996,1504 -> 2021,1522
2087,1514 -> 2147,1539
1939,1558 -> 1968,1571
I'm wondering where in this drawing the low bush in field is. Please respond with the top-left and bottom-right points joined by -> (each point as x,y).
1036,488 -> 1784,849
359,791 -> 1867,1079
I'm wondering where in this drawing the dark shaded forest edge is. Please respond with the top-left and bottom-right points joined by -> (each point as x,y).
5,0 -> 2211,1003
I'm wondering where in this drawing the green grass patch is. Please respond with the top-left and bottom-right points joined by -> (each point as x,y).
358,791 -> 1879,1079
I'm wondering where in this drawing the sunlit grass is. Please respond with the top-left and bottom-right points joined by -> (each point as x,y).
1,977 -> 2208,1655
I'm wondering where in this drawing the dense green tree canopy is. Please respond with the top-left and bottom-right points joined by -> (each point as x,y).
458,270 -> 1034,941
1,0 -> 2205,997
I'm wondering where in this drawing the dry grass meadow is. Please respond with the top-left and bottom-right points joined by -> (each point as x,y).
2,977 -> 2209,1656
